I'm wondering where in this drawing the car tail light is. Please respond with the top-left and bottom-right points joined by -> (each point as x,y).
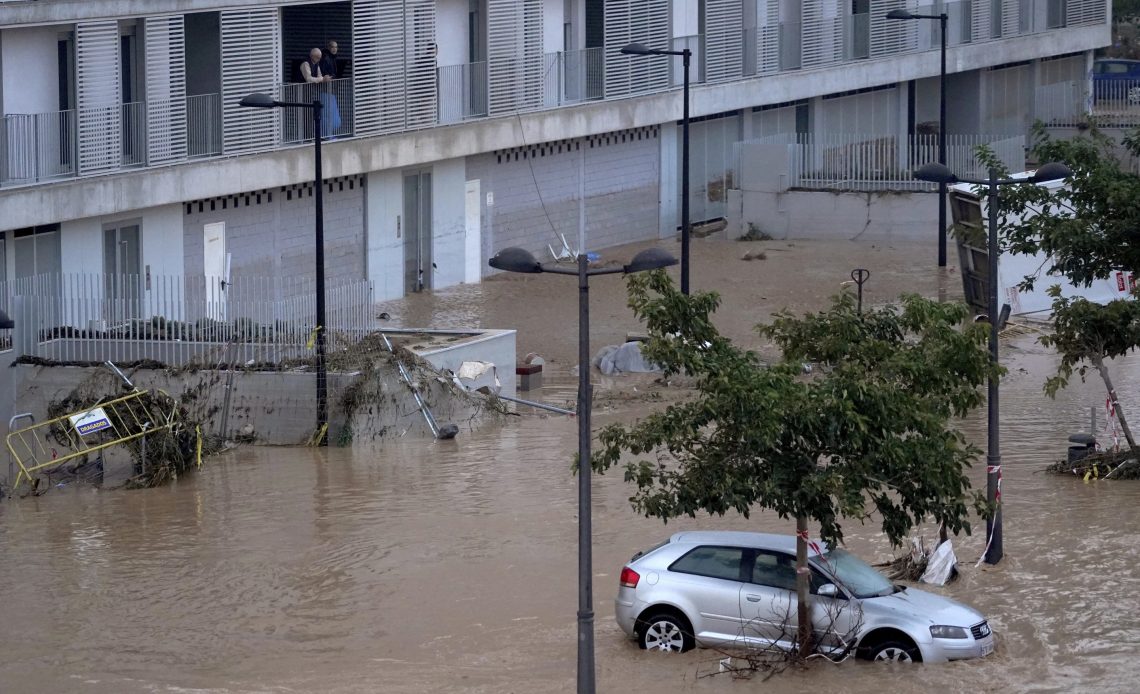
620,566 -> 640,588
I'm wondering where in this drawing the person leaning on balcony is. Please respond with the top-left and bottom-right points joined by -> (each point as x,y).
300,47 -> 341,139
300,48 -> 331,84
319,41 -> 339,80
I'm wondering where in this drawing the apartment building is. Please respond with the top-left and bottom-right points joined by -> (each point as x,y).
0,0 -> 1110,313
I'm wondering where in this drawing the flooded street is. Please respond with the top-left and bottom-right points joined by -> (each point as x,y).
3,238 -> 1140,693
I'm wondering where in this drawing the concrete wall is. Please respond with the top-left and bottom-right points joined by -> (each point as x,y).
730,142 -> 937,242
470,125 -> 662,267
182,176 -> 365,280
59,203 -> 184,277
1,25 -> 62,115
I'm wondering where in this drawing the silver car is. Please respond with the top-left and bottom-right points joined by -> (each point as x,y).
615,531 -> 995,663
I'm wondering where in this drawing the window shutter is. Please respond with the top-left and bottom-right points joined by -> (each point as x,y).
405,0 -> 438,127
869,0 -> 911,57
145,15 -> 188,165
76,20 -> 121,175
604,0 -> 670,99
758,0 -> 780,75
972,0 -> 993,41
353,0 -> 384,136
487,0 -> 544,115
221,8 -> 281,154
705,0 -> 744,82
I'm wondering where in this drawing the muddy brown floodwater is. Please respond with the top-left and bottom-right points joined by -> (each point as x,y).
3,238 -> 1140,694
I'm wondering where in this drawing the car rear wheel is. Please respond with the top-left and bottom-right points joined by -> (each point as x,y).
869,640 -> 920,663
638,613 -> 694,653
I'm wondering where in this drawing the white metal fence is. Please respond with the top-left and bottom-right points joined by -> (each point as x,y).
187,93 -> 223,157
5,273 -> 375,366
735,133 -> 1027,191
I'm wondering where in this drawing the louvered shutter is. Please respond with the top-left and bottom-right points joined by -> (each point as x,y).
757,0 -> 780,74
604,0 -> 670,99
1001,0 -> 1020,35
705,0 -> 743,82
972,0 -> 992,42
76,21 -> 121,175
376,0 -> 407,132
406,0 -> 438,126
145,16 -> 187,164
869,0 -> 909,57
487,0 -> 543,115
353,0 -> 384,135
802,0 -> 844,68
220,8 -> 280,154
1068,0 -> 1106,25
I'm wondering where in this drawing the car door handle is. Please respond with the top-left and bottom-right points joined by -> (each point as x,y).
745,594 -> 761,602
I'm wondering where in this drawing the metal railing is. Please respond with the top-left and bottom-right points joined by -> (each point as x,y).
736,133 -> 1026,191
438,61 -> 488,123
0,110 -> 77,187
845,13 -> 872,60
121,101 -> 147,168
7,272 -> 376,366
279,78 -> 354,144
780,22 -> 802,71
543,48 -> 605,107
670,35 -> 706,86
187,93 -> 223,158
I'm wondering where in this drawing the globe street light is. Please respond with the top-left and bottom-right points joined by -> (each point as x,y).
240,92 -> 328,443
621,42 -> 693,295
914,161 -> 1072,564
887,8 -> 950,267
488,247 -> 677,693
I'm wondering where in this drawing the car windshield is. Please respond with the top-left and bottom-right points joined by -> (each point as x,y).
817,548 -> 894,598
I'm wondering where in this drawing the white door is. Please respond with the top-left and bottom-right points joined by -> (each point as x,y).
203,222 -> 228,321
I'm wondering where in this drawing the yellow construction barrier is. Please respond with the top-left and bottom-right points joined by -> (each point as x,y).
6,390 -> 176,492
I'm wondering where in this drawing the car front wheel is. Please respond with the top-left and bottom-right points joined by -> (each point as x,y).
638,613 -> 694,653
869,640 -> 920,663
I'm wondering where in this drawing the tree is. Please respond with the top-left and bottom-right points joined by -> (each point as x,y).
990,125 -> 1140,453
593,273 -> 994,655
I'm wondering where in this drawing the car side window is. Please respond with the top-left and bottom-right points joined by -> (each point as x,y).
749,551 -> 798,591
669,546 -> 745,582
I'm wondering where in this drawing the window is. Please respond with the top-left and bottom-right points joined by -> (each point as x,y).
750,551 -> 797,591
670,546 -> 745,582
1106,62 -> 1131,74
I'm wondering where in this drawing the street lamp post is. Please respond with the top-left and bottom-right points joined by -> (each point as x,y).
240,92 -> 328,442
887,8 -> 949,267
488,247 -> 677,693
914,161 -> 1072,564
620,42 -> 692,294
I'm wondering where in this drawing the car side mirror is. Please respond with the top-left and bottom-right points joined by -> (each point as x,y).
817,583 -> 841,598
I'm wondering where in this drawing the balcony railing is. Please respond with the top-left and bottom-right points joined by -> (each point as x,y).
121,101 -> 147,168
279,78 -> 354,144
187,93 -> 222,158
670,35 -> 706,86
543,48 -> 605,107
438,62 -> 489,123
1,110 -> 76,187
845,13 -> 871,60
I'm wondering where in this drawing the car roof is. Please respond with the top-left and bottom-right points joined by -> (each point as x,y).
667,530 -> 827,555
1095,58 -> 1140,64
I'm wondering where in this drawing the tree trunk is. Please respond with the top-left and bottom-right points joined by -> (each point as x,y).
795,515 -> 812,656
1093,355 -> 1138,454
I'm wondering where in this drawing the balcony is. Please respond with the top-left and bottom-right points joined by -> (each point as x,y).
187,94 -> 222,158
0,110 -> 76,187
543,48 -> 605,107
279,78 -> 355,143
438,62 -> 489,123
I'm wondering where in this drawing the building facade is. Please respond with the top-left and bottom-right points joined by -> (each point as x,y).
0,0 -> 1110,311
